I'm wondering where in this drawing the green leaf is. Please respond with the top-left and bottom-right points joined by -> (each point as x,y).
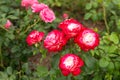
7,15 -> 18,20
20,75 -> 29,80
56,1 -> 61,7
36,66 -> 48,77
92,13 -> 98,21
115,62 -> 120,70
6,67 -> 12,75
11,46 -> 19,53
110,32 -> 119,44
99,58 -> 109,68
116,19 -> 120,30
0,6 -> 9,12
27,9 -> 33,15
92,2 -> 98,8
22,63 -> 31,75
107,45 -> 118,53
83,53 -> 97,70
0,72 -> 8,79
105,73 -> 112,80
115,56 -> 120,61
9,75 -> 16,80
90,50 -> 95,56
5,32 -> 15,40
85,3 -> 92,10
57,76 -> 66,80
108,54 -> 118,57
84,13 -> 92,20
93,75 -> 102,80
108,62 -> 114,71
97,0 -> 103,3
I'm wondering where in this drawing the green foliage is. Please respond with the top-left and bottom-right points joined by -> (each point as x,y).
0,0 -> 120,80
84,0 -> 103,21
84,0 -> 120,33
109,32 -> 119,44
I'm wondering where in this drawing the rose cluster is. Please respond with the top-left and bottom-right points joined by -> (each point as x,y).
58,18 -> 99,52
21,0 -> 55,23
26,18 -> 100,76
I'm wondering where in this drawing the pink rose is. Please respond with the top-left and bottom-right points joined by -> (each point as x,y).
5,20 -> 12,29
39,8 -> 56,23
26,30 -> 44,46
58,19 -> 83,38
31,3 -> 48,13
44,30 -> 67,52
74,28 -> 100,51
59,54 -> 84,76
21,0 -> 38,8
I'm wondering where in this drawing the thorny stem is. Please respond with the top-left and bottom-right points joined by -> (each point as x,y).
102,2 -> 110,34
0,26 -> 9,32
16,70 -> 23,79
0,45 -> 4,68
22,18 -> 40,34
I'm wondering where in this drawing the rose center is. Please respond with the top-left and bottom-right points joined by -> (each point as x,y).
46,33 -> 56,43
68,23 -> 79,31
63,56 -> 74,67
83,33 -> 95,45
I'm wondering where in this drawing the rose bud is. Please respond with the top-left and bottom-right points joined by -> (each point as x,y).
4,20 -> 12,29
62,13 -> 69,19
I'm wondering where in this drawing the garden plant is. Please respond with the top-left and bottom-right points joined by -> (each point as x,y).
0,0 -> 120,80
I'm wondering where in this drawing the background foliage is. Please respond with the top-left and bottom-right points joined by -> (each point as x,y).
0,0 -> 120,80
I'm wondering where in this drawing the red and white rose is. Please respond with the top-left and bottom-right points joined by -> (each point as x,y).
74,28 -> 100,51
44,30 -> 67,52
59,53 -> 84,76
58,19 -> 83,38
26,30 -> 44,46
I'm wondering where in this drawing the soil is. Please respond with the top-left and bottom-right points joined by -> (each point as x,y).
28,53 -> 52,71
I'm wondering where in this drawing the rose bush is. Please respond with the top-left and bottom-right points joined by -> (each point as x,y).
0,0 -> 120,80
